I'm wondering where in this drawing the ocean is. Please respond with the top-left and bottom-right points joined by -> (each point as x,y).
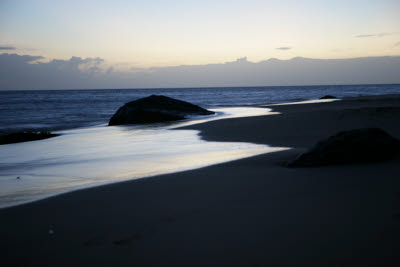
1,84 -> 400,208
1,84 -> 400,134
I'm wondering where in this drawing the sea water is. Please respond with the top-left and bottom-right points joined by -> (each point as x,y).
1,84 -> 400,134
0,84 -> 400,207
0,107 -> 288,208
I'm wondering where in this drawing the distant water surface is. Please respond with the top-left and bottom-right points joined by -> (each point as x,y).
1,84 -> 399,133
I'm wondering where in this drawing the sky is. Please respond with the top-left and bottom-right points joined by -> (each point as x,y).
1,0 -> 399,68
0,0 -> 399,89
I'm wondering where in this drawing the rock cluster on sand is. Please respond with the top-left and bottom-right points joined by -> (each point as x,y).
0,131 -> 59,145
288,128 -> 400,167
109,95 -> 215,126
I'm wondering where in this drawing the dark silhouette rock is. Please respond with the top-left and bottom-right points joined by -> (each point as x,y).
0,131 -> 59,145
288,128 -> 400,167
109,95 -> 215,126
319,95 -> 336,99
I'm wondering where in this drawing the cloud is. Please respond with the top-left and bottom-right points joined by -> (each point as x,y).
356,32 -> 395,38
395,41 -> 400,46
356,34 -> 376,38
0,46 -> 16,50
230,57 -> 249,63
276,47 -> 291,50
0,54 -> 108,90
1,53 -> 400,90
0,53 -> 44,63
377,32 -> 393,37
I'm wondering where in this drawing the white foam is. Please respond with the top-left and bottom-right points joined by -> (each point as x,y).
0,107 -> 288,208
263,98 -> 340,106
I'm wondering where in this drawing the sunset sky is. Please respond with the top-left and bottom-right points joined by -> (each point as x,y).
1,0 -> 399,69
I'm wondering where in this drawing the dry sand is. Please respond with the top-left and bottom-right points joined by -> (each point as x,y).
1,94 -> 400,266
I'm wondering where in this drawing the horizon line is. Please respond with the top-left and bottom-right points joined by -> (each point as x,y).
2,82 -> 400,92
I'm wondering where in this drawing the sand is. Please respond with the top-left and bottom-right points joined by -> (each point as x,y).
1,94 -> 400,266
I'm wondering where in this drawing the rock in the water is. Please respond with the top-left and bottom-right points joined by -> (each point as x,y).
319,95 -> 336,99
288,128 -> 400,167
109,95 -> 215,126
0,131 -> 59,145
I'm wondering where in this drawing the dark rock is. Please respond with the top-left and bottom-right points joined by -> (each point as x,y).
320,95 -> 336,99
0,131 -> 59,145
288,128 -> 400,167
109,95 -> 215,126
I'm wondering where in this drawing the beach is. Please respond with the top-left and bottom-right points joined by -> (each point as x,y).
1,94 -> 400,266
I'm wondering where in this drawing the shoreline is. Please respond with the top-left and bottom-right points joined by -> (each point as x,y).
0,106 -> 279,209
182,94 -> 400,147
1,94 -> 400,266
0,98 -> 337,209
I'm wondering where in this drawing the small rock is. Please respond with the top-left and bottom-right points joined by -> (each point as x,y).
319,95 -> 336,99
0,131 -> 59,145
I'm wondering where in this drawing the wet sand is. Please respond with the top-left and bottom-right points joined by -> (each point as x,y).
1,94 -> 400,266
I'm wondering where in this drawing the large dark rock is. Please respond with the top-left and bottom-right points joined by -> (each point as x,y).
109,95 -> 215,126
288,128 -> 400,167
